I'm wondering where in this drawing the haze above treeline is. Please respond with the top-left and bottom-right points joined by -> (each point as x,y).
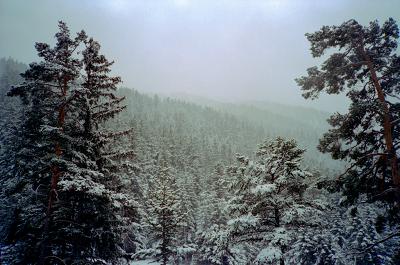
1,0 -> 400,112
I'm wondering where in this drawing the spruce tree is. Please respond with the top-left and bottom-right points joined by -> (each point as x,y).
145,164 -> 184,265
174,174 -> 197,263
196,224 -> 240,265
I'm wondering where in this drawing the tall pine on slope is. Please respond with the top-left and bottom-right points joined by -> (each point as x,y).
1,22 -> 138,264
296,18 -> 400,204
50,35 -> 138,263
3,21 -> 85,264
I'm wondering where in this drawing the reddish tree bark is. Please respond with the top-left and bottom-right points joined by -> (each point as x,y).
47,77 -> 68,216
40,77 -> 68,263
361,47 -> 399,187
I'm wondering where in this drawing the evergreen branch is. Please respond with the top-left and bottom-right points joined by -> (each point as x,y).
98,128 -> 134,139
351,230 -> 400,255
336,152 -> 388,180
44,256 -> 66,265
360,187 -> 399,203
392,118 -> 400,125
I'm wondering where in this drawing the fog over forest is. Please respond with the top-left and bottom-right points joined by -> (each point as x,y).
1,0 -> 399,111
1,1 -> 400,265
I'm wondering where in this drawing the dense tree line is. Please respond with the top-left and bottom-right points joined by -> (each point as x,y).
0,22 -> 138,264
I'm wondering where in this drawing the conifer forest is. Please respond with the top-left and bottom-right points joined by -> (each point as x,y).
1,1 -> 400,264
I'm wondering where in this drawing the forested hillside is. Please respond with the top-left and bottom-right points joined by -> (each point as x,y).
0,58 -> 26,154
165,92 -> 340,170
1,17 -> 400,265
117,88 -> 342,175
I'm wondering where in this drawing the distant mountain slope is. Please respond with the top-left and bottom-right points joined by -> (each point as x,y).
163,91 -> 341,169
121,88 -> 343,172
239,100 -> 331,129
165,91 -> 331,138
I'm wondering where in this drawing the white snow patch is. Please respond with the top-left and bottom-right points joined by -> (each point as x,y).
251,183 -> 276,195
256,246 -> 282,263
130,260 -> 160,265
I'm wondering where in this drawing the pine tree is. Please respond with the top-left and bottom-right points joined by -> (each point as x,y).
174,173 -> 197,263
3,21 -> 86,264
198,164 -> 228,231
145,164 -> 184,265
196,224 -> 243,265
2,22 -> 139,264
196,164 -> 241,265
48,34 -> 139,263
296,18 -> 400,203
226,137 -> 324,264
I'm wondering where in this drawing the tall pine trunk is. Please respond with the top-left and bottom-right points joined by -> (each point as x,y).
361,47 -> 400,187
40,76 -> 68,263
47,76 -> 67,218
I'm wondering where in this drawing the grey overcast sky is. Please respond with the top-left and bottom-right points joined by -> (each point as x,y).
1,0 -> 399,111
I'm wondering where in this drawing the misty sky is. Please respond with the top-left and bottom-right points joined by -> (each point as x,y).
1,0 -> 399,112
